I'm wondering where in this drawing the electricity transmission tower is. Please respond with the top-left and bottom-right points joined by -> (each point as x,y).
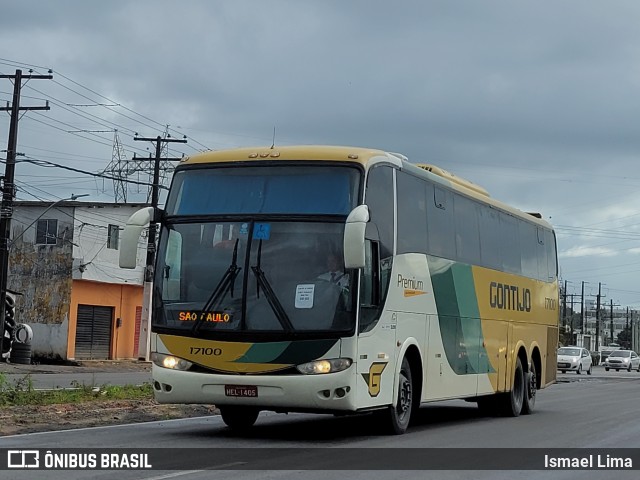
103,130 -> 134,202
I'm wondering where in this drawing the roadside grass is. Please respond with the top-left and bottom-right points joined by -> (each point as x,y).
0,372 -> 153,407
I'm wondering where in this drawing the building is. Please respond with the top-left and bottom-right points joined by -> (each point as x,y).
8,201 -> 147,360
574,304 -> 638,352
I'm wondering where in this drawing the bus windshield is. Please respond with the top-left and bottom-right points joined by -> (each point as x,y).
155,164 -> 361,336
156,221 -> 355,335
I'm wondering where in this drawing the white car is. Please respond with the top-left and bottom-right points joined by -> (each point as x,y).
604,350 -> 640,372
557,347 -> 593,375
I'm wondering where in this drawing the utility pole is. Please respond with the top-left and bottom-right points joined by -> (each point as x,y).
133,134 -> 186,361
562,280 -> 568,334
608,298 -> 620,345
580,281 -> 586,338
0,69 -> 52,358
594,283 -> 603,352
569,294 -> 575,344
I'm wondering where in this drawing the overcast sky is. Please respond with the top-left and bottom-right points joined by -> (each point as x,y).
2,0 -> 640,309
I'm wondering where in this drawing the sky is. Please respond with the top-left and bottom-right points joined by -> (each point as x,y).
2,0 -> 640,309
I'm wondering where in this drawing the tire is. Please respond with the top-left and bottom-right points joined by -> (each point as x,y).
577,364 -> 582,375
522,360 -> 536,415
605,367 -> 609,371
9,342 -> 31,365
587,364 -> 592,375
561,370 -> 566,374
384,357 -> 414,435
637,364 -> 640,373
220,406 -> 259,431
628,365 -> 632,372
616,369 -> 619,372
497,356 -> 525,417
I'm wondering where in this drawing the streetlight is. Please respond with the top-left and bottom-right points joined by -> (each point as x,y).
10,193 -> 89,247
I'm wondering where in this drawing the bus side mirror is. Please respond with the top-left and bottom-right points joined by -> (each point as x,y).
119,207 -> 155,269
343,204 -> 369,269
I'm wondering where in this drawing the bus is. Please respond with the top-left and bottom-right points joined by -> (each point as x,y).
119,145 -> 559,434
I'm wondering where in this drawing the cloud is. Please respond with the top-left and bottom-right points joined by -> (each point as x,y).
560,246 -> 618,258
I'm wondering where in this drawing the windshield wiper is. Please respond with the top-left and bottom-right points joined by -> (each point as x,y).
251,240 -> 294,332
191,239 -> 241,334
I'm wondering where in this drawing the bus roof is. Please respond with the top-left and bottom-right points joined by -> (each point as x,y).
180,145 -> 553,230
180,145 -> 387,166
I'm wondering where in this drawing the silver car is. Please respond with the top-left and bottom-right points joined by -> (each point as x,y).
557,347 -> 593,375
604,350 -> 640,372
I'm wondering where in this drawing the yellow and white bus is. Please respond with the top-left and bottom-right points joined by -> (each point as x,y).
120,145 -> 559,434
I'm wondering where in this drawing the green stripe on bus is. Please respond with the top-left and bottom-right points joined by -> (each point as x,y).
236,339 -> 338,365
429,257 -> 494,375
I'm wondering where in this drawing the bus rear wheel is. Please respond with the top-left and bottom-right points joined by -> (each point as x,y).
522,360 -> 536,415
220,406 -> 260,431
498,357 -> 525,417
385,357 -> 413,435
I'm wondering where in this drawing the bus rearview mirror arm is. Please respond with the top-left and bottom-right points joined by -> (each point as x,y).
343,204 -> 369,269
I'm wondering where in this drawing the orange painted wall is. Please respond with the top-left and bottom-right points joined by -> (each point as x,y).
67,280 -> 143,360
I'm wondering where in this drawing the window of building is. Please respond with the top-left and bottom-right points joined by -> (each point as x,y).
36,219 -> 58,245
107,224 -> 120,249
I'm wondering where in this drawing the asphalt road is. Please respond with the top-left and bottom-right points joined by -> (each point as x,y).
1,366 -> 639,479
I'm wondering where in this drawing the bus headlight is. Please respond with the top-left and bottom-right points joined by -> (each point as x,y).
151,353 -> 193,371
296,358 -> 352,375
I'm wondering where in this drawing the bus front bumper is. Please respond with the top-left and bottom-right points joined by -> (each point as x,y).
151,364 -> 358,412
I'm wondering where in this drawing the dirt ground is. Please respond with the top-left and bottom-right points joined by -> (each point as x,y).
0,399 -> 217,436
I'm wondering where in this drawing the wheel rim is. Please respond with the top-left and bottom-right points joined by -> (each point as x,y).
397,371 -> 412,422
528,368 -> 537,402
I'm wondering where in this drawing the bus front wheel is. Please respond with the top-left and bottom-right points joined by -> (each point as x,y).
220,406 -> 260,431
385,357 -> 414,435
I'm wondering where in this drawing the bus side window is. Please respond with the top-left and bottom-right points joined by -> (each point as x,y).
359,239 -> 381,333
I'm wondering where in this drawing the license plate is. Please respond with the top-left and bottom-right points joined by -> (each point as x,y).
225,385 -> 258,397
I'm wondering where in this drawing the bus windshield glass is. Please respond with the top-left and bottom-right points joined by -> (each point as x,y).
156,221 -> 355,334
165,165 -> 359,216
155,164 -> 360,336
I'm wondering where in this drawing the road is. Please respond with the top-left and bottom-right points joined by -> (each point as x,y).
1,366 -> 639,479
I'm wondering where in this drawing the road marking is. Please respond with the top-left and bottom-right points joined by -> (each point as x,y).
140,463 -> 246,480
140,471 -> 204,480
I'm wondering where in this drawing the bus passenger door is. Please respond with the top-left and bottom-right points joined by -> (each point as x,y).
355,243 -> 395,409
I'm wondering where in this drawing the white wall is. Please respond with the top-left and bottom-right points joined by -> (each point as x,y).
30,318 -> 69,359
72,204 -> 147,285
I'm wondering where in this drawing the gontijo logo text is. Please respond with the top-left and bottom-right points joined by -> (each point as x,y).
489,281 -> 531,312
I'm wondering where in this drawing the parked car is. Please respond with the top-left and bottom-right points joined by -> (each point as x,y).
603,350 -> 640,372
557,347 -> 593,375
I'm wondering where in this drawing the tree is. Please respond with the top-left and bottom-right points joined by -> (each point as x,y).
617,325 -> 632,349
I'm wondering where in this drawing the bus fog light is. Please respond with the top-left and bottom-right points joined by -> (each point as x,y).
152,353 -> 193,371
296,358 -> 352,375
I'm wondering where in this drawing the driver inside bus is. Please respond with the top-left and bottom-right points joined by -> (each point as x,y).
317,252 -> 349,289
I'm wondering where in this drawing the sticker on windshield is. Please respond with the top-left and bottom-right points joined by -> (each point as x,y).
253,223 -> 271,240
295,284 -> 315,309
239,223 -> 249,235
